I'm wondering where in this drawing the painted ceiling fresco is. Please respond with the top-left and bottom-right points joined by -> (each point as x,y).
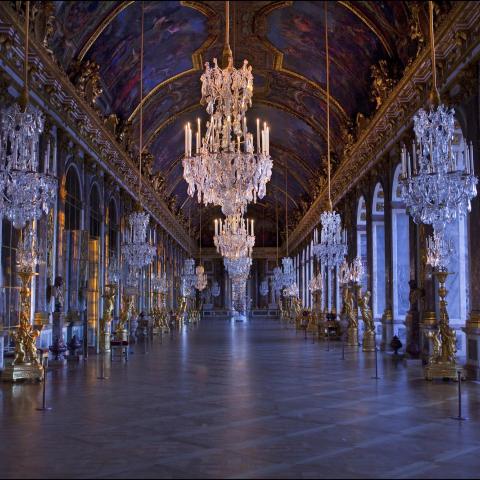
50,1 -> 425,244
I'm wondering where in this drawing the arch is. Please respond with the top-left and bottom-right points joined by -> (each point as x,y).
391,163 -> 404,203
356,195 -> 368,293
372,183 -> 385,217
357,196 -> 367,227
65,165 -> 82,231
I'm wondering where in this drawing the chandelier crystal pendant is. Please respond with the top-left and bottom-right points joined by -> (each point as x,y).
312,4 -> 347,270
426,229 -> 454,271
122,6 -> 155,270
17,222 -> 38,273
214,215 -> 255,259
0,2 -> 57,229
232,278 -> 247,313
107,254 -> 121,285
350,256 -> 364,284
273,266 -> 283,293
183,1 -> 272,216
400,1 -> 477,231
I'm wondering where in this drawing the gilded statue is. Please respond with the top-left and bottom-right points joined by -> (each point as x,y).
31,1 -> 56,57
358,290 -> 374,333
406,1 -> 425,62
69,60 -> 103,109
370,60 -> 395,110
176,296 -> 187,326
345,288 -> 357,329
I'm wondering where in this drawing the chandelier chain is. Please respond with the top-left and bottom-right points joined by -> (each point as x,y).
22,1 -> 30,109
138,1 -> 144,197
325,1 -> 331,209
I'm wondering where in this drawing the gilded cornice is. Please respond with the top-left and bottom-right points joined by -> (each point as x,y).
288,1 -> 480,252
0,4 -> 196,254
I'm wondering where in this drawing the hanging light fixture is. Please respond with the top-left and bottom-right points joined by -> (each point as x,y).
312,4 -> 347,270
272,196 -> 283,293
195,206 -> 207,291
259,279 -> 269,297
350,256 -> 364,284
400,1 -> 477,232
281,154 -> 297,297
152,271 -> 170,294
224,256 -> 251,313
426,229 -> 454,271
183,1 -> 272,216
0,1 -> 57,229
214,214 -> 255,259
122,3 -> 155,269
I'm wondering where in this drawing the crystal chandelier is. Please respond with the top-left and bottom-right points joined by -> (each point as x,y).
312,4 -> 347,270
224,256 -> 252,281
281,257 -> 295,290
122,207 -> 155,269
426,229 -> 454,271
122,12 -> 155,269
214,215 -> 255,259
232,278 -> 247,313
259,279 -> 269,297
284,282 -> 299,298
211,280 -> 221,297
107,254 -> 121,285
126,265 -> 140,288
17,223 -> 38,273
309,272 -> 323,292
183,1 -> 272,216
338,259 -> 352,285
195,265 -> 208,291
152,271 -> 170,294
350,256 -> 364,284
400,1 -> 477,231
0,3 -> 57,229
181,258 -> 196,297
272,266 -> 283,293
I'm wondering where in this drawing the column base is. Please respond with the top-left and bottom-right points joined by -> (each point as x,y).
2,363 -> 44,382
362,330 -> 376,352
424,361 -> 462,381
346,327 -> 359,347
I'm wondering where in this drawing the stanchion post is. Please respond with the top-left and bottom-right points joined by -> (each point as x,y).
327,330 -> 330,352
36,351 -> 52,412
450,370 -> 467,421
371,345 -> 380,380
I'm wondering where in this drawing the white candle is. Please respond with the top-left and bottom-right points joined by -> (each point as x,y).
266,126 -> 270,156
214,219 -> 218,236
256,118 -> 260,154
184,125 -> 188,157
470,142 -> 475,176
251,219 -> 254,236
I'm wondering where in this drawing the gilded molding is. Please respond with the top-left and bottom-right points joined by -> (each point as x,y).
0,3 -> 196,254
288,1 -> 480,252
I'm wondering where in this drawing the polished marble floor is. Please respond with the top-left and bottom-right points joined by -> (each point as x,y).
1,318 -> 479,479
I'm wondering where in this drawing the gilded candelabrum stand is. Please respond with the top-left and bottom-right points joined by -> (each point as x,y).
100,284 -> 116,353
425,271 -> 461,381
345,283 -> 359,346
152,293 -> 169,334
2,269 -> 43,382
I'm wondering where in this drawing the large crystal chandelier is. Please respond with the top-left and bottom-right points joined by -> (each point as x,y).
312,4 -> 347,270
107,254 -> 121,285
224,256 -> 252,281
281,257 -> 295,290
17,223 -> 38,273
400,1 -> 477,231
122,207 -> 155,269
350,256 -> 364,284
214,215 -> 255,259
338,259 -> 352,285
273,266 -> 283,293
181,258 -> 196,297
183,1 -> 272,216
0,2 -> 57,229
426,229 -> 454,271
122,13 -> 155,270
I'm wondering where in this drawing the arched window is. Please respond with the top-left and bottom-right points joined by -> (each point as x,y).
356,196 -> 368,292
392,164 -> 410,339
65,167 -> 82,231
372,184 -> 385,324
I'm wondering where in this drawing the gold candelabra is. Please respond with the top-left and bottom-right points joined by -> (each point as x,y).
425,271 -> 460,381
2,269 -> 43,382
356,287 -> 376,352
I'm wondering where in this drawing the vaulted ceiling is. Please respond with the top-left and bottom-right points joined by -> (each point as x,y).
50,1 -> 425,247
